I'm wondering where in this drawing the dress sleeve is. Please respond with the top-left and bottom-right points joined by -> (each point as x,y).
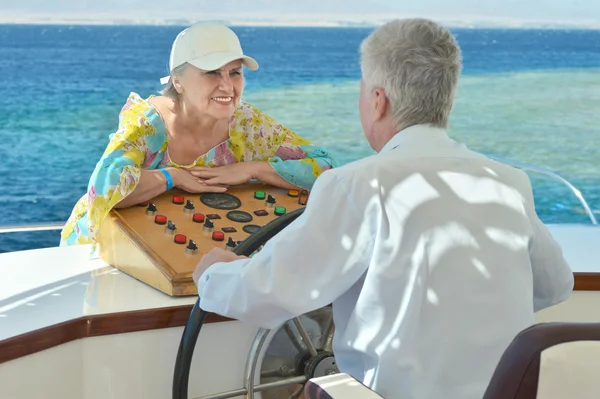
83,97 -> 159,247
268,124 -> 338,190
235,102 -> 338,190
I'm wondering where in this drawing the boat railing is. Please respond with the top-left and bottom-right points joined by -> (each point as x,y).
0,222 -> 65,234
0,157 -> 596,235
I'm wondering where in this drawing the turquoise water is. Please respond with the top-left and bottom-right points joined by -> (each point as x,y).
244,68 -> 600,176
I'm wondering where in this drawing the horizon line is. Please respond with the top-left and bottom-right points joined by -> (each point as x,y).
1,14 -> 600,30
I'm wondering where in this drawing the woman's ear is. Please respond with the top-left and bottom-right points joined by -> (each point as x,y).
173,77 -> 184,94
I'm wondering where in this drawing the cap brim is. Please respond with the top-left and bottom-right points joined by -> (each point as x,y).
188,52 -> 259,72
160,52 -> 258,85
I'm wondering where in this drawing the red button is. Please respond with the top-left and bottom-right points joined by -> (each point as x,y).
212,231 -> 225,241
192,213 -> 205,223
137,201 -> 149,207
174,234 -> 187,244
154,215 -> 167,224
173,195 -> 185,204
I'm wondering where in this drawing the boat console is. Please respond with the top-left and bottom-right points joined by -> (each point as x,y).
98,183 -> 308,296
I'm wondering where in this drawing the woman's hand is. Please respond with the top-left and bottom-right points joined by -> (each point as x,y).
187,163 -> 258,186
171,168 -> 228,193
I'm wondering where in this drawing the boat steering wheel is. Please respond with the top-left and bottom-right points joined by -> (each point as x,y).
172,207 -> 338,399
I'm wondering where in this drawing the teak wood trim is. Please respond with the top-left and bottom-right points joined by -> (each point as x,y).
0,272 -> 598,364
0,305 -> 232,364
574,272 -> 600,291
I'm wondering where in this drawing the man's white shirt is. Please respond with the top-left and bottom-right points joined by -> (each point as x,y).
196,124 -> 574,399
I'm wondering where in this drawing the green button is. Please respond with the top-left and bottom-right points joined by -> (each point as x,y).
254,191 -> 266,200
274,206 -> 286,216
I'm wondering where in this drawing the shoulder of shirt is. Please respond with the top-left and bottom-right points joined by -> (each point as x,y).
230,100 -> 285,138
312,153 -> 380,189
234,100 -> 266,118
429,142 -> 535,203
118,92 -> 163,124
111,92 -> 168,142
231,100 -> 270,123
478,155 -> 534,200
314,147 -> 534,199
119,92 -> 153,116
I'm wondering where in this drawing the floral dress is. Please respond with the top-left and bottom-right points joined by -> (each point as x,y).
60,92 -> 337,247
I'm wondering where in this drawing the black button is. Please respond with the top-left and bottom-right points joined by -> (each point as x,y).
243,224 -> 261,234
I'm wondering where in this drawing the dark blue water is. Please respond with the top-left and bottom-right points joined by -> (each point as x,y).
1,25 -> 600,253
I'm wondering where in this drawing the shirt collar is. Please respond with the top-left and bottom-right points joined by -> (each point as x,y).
380,124 -> 450,153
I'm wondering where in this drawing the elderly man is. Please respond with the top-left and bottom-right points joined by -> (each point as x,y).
192,18 -> 573,399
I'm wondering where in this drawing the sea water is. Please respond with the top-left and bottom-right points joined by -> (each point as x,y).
0,25 -> 598,252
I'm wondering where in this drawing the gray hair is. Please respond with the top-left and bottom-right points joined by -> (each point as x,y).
360,18 -> 462,129
159,63 -> 189,101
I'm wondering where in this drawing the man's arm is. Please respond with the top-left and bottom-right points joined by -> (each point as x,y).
196,170 -> 376,329
519,172 -> 574,311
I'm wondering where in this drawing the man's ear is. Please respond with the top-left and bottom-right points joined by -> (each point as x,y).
372,88 -> 388,121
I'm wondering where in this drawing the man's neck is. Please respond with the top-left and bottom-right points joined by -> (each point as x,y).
376,123 -> 448,153
373,121 -> 403,152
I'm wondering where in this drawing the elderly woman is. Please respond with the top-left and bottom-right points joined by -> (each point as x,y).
60,22 -> 337,247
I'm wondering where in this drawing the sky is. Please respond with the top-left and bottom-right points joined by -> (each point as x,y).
1,0 -> 599,27
378,0 -> 598,22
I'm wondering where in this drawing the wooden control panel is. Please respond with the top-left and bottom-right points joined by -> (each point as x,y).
98,182 -> 308,296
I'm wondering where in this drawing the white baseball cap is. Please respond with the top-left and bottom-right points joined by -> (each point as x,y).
160,22 -> 259,85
